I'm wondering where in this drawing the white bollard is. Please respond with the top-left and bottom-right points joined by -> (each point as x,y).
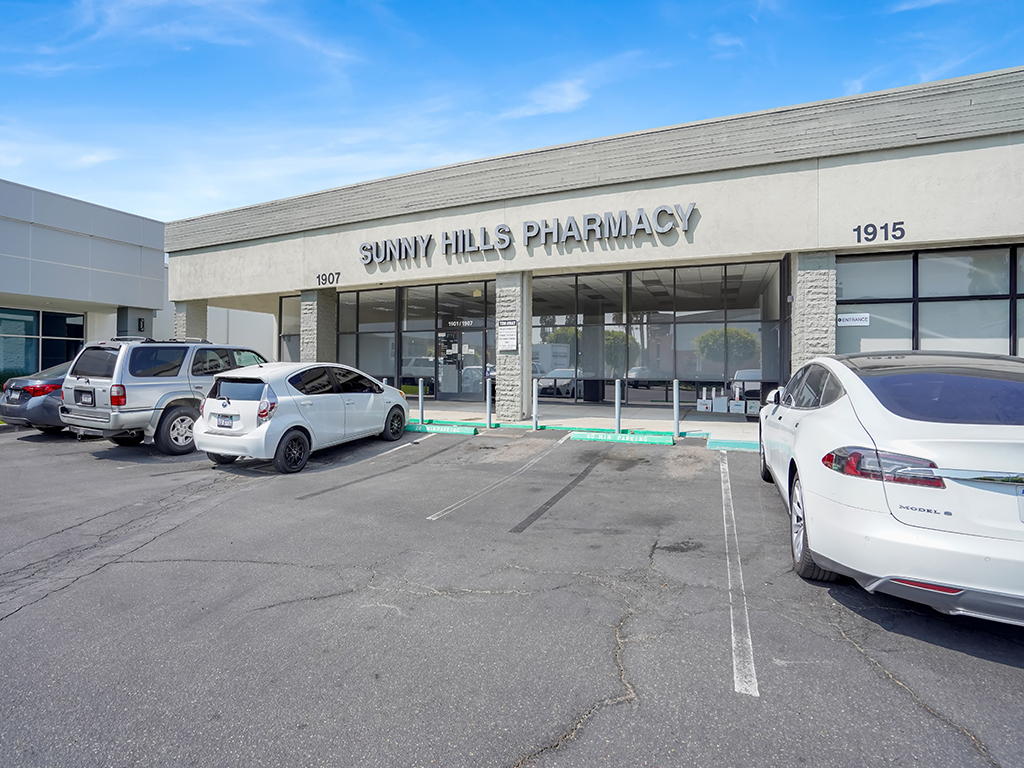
673,379 -> 680,438
615,379 -> 622,433
418,378 -> 424,424
486,376 -> 492,429
532,378 -> 539,431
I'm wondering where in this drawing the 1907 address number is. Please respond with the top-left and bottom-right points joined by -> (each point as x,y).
316,272 -> 341,286
853,221 -> 905,243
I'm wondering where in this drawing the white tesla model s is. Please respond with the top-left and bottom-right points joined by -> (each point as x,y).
760,351 -> 1024,627
194,362 -> 408,473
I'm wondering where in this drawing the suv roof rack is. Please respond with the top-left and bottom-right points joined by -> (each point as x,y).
109,336 -> 155,342
159,337 -> 212,344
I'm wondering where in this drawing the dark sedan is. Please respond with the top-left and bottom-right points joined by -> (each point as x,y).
1,361 -> 73,433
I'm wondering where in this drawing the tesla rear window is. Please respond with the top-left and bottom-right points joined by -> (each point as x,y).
70,347 -> 118,378
861,372 -> 1024,424
209,379 -> 266,400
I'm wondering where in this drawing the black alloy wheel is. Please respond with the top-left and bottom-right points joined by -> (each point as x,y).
381,407 -> 405,441
273,429 -> 310,474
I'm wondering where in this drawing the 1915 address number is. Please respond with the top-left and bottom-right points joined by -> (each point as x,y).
853,221 -> 905,243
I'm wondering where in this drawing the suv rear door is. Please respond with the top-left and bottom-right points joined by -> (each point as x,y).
64,344 -> 121,414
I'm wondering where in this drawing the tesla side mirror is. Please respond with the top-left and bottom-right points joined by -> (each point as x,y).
767,388 -> 781,406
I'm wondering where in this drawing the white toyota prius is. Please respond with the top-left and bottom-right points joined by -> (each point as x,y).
194,362 -> 408,473
760,351 -> 1024,627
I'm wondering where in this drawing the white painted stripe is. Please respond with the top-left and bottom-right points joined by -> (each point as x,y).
379,433 -> 435,457
720,450 -> 760,697
427,433 -> 572,521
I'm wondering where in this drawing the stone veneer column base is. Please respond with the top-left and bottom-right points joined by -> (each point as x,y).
173,300 -> 208,341
300,289 -> 338,363
790,251 -> 836,375
495,272 -> 532,422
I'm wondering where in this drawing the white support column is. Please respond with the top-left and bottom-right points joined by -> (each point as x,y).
495,272 -> 532,422
300,289 -> 338,362
790,251 -> 836,375
173,300 -> 208,341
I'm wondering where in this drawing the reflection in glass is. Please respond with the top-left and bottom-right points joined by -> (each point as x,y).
676,323 -> 724,381
675,266 -> 723,316
359,289 -> 398,332
578,273 -> 624,324
358,332 -> 396,381
337,333 -> 356,366
919,249 -> 1009,298
0,335 -> 39,377
532,275 -> 576,327
0,308 -> 38,337
42,312 -> 85,339
836,254 -> 913,300
835,303 -> 913,354
919,300 -> 1008,354
403,286 -> 436,331
629,270 -> 674,324
280,296 -> 301,335
437,282 -> 486,328
338,293 -> 357,333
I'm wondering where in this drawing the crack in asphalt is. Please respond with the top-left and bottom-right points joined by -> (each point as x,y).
833,618 -> 1003,768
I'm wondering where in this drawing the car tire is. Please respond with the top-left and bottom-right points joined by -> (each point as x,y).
789,473 -> 838,582
36,425 -> 66,435
207,452 -> 238,465
759,427 -> 773,483
273,429 -> 310,474
381,406 -> 405,442
154,405 -> 199,455
110,433 -> 145,446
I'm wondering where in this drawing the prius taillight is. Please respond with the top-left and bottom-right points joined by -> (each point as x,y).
822,447 -> 945,489
257,386 -> 278,426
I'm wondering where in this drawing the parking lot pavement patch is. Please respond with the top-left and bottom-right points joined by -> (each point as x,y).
707,438 -> 759,452
405,423 -> 478,435
570,431 -> 675,445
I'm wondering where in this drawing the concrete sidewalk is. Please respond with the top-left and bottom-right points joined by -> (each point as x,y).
405,398 -> 760,450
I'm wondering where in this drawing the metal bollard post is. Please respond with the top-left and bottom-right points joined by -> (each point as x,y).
485,375 -> 492,429
532,378 -> 539,431
418,378 -> 424,424
673,380 -> 681,438
615,379 -> 622,433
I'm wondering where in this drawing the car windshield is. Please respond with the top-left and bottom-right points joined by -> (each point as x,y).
859,370 -> 1024,425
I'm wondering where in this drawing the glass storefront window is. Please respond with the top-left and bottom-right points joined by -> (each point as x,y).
401,331 -> 435,395
836,254 -> 913,300
41,312 -> 85,339
0,335 -> 39,378
919,248 -> 1009,297
0,308 -> 38,337
338,293 -> 357,333
675,323 -> 725,381
725,322 -> 765,380
578,273 -> 624,324
675,265 -> 724,318
835,303 -> 913,354
919,300 -> 1009,354
437,283 -> 486,329
726,262 -> 781,320
403,287 -> 436,331
629,270 -> 674,324
337,334 -> 356,366
359,289 -> 397,332
533,276 -> 577,326
279,295 -> 301,362
41,338 -> 83,370
358,332 -> 396,381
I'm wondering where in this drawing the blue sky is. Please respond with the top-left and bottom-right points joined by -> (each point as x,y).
1,0 -> 1022,222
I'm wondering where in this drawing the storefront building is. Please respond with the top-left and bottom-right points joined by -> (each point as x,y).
165,67 -> 1024,422
0,179 -> 165,381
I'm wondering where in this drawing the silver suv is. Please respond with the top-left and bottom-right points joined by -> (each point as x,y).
60,338 -> 268,454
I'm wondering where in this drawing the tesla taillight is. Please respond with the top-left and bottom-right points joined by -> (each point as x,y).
23,383 -> 62,398
891,579 -> 963,595
110,385 -> 126,406
822,447 -> 944,489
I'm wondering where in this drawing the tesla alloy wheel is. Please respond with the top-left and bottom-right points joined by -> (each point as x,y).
789,473 -> 838,582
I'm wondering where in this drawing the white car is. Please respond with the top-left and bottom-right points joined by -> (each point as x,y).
537,368 -> 582,397
760,351 -> 1024,627
194,362 -> 408,473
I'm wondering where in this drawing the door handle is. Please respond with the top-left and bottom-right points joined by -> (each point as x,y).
300,400 -> 313,407
344,400 -> 354,405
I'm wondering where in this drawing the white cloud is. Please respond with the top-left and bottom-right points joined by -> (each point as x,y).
711,32 -> 745,48
888,0 -> 958,12
500,79 -> 590,119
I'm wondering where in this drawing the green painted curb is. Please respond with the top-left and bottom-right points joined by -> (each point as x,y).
405,423 -> 478,435
707,438 -> 759,452
570,431 -> 675,445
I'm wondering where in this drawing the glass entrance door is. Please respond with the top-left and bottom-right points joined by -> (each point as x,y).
436,330 -> 485,401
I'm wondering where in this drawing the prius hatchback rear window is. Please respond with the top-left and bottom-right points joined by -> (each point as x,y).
209,378 -> 266,401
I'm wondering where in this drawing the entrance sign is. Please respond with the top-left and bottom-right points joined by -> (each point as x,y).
497,319 -> 518,351
837,313 -> 871,327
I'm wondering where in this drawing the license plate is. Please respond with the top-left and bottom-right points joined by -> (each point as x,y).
79,391 -> 93,405
7,391 -> 19,403
217,415 -> 232,429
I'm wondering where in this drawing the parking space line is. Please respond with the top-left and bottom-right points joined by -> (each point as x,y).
427,433 -> 573,521
720,451 -> 760,698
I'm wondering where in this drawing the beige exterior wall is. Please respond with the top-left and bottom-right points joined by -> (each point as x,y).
169,136 -> 1024,305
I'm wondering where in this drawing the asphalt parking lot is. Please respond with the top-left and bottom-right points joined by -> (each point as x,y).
1,426 -> 1023,767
